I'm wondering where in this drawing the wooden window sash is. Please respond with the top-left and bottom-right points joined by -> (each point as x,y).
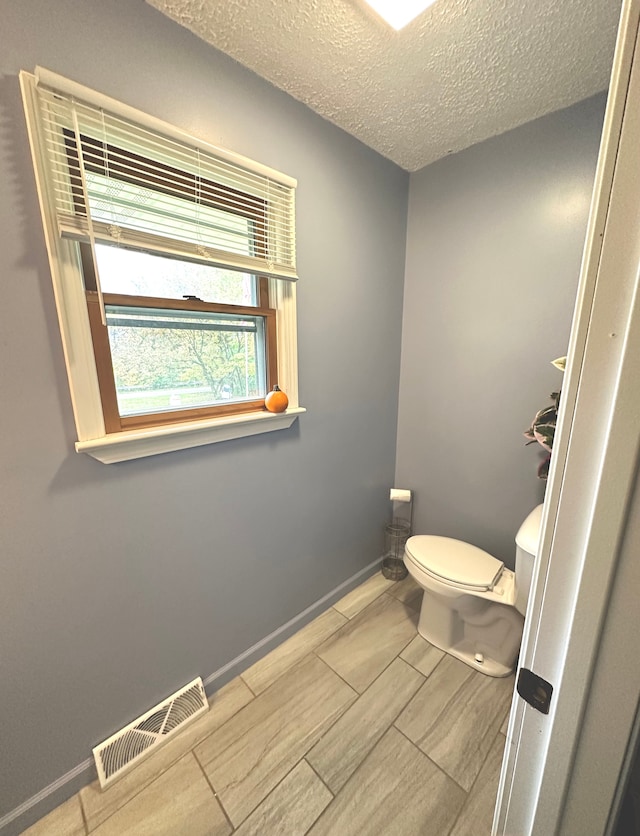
86,288 -> 277,434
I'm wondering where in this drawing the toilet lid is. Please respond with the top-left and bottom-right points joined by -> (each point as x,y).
405,536 -> 504,590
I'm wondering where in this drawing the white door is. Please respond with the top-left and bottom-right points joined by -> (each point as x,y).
494,0 -> 640,833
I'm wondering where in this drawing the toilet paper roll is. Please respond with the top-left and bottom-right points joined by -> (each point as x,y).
390,488 -> 412,503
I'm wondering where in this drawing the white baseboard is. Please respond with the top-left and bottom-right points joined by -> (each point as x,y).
0,757 -> 94,834
202,556 -> 382,691
0,558 -> 382,835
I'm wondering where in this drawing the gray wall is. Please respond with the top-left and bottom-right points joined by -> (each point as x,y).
0,0 -> 408,825
396,95 -> 607,565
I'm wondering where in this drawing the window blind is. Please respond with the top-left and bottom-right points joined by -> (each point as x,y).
31,71 -> 297,282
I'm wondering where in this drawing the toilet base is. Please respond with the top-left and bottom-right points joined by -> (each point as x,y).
415,585 -> 523,678
417,625 -> 515,677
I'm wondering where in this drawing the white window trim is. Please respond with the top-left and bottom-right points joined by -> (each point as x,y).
20,70 -> 304,463
75,407 -> 306,464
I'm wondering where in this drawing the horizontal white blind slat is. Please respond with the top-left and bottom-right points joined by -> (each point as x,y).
57,218 -> 298,280
37,93 -> 294,201
33,75 -> 297,281
35,66 -> 297,188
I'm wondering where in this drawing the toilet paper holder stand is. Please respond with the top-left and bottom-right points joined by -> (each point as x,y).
382,488 -> 413,580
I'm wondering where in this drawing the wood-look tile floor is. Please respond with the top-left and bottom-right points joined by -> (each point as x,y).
22,574 -> 514,836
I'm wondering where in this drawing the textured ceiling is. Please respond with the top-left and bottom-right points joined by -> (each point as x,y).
146,0 -> 622,171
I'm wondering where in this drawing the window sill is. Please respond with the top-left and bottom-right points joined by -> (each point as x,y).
75,407 -> 306,464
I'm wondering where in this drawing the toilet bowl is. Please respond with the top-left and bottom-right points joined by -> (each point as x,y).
403,505 -> 543,677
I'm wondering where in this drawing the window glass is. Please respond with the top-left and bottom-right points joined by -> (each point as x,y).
105,304 -> 266,417
94,243 -> 257,305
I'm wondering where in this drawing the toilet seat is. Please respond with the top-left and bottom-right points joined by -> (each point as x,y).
405,535 -> 504,592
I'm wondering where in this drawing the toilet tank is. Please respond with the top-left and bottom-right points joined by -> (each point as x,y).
514,504 -> 544,615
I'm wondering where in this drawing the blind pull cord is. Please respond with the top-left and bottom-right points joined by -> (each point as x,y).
71,103 -> 107,326
266,177 -> 274,272
194,148 -> 209,262
101,109 -> 122,244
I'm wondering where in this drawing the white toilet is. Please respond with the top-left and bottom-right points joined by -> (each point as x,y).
403,505 -> 543,677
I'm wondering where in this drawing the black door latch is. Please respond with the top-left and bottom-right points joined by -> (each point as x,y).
517,668 -> 554,715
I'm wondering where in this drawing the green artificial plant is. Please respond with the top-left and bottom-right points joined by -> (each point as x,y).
524,357 -> 566,480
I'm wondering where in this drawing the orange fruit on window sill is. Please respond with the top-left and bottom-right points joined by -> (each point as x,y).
265,384 -> 289,413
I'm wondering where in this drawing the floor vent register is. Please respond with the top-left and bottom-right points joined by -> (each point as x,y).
92,677 -> 208,788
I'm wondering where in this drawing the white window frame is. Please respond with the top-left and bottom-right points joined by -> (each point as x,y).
20,68 -> 304,463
